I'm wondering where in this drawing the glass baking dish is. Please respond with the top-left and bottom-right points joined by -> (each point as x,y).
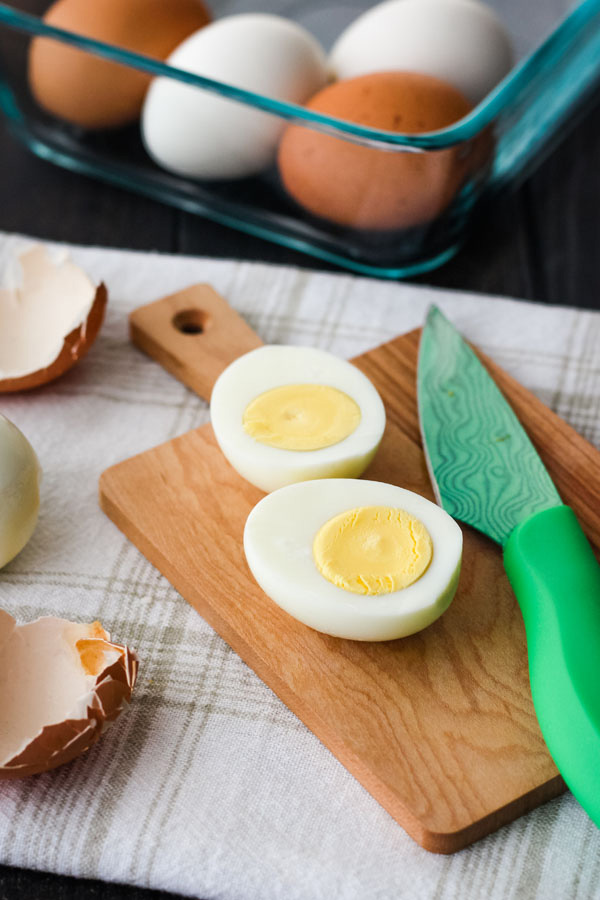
0,0 -> 599,278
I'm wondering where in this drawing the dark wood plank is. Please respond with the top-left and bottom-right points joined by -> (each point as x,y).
0,865 -> 185,900
0,121 -> 179,251
525,103 -> 600,309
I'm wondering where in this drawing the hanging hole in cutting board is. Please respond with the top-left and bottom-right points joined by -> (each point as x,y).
172,309 -> 211,335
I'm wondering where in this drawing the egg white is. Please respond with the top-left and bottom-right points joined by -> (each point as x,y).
210,346 -> 386,492
244,479 -> 462,641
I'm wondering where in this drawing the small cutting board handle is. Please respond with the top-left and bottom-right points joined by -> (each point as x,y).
129,283 -> 263,402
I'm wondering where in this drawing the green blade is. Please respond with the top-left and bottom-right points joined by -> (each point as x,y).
417,306 -> 561,546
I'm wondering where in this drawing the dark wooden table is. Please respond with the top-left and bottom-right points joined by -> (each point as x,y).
0,93 -> 599,900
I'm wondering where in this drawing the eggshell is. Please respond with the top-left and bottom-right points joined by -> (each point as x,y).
210,345 -> 386,492
0,416 -> 41,570
0,612 -> 138,779
0,245 -> 107,392
28,0 -> 212,129
329,0 -> 513,105
244,479 -> 463,641
141,14 -> 328,180
278,71 -> 485,231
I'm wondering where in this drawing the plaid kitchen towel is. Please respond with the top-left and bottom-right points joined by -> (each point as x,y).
1,232 -> 599,900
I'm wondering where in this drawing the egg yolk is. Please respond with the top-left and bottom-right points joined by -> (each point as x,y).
242,384 -> 361,451
313,506 -> 432,595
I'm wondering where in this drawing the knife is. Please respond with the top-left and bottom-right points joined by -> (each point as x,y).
417,305 -> 600,827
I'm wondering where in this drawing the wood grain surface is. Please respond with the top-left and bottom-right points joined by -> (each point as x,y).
99,288 -> 600,853
129,284 -> 263,397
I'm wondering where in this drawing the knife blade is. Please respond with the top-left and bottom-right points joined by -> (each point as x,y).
417,305 -> 600,828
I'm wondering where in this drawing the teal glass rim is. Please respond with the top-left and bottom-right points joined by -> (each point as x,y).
0,0 -> 599,151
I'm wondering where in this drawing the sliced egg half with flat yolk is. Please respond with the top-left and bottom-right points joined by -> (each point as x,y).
210,345 -> 386,492
244,479 -> 462,641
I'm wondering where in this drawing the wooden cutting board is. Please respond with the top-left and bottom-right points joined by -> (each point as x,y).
99,285 -> 600,853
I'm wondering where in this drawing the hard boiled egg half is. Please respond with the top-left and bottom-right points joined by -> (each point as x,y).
210,345 -> 386,492
244,479 -> 462,641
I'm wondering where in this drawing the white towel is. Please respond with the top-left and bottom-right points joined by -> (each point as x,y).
1,232 -> 599,900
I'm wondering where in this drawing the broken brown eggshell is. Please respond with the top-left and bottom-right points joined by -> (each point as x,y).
0,245 -> 107,393
0,611 -> 138,779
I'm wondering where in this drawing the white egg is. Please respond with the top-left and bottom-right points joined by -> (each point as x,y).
0,415 -> 41,569
328,0 -> 513,105
210,345 -> 386,493
142,14 -> 328,180
244,479 -> 462,641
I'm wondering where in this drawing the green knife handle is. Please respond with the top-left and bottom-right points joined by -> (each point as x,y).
504,505 -> 600,825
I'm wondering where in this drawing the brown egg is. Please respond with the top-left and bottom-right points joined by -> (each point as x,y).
28,0 -> 211,130
278,71 -> 487,231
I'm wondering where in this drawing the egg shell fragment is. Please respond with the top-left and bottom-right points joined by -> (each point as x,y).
328,0 -> 513,105
0,245 -> 107,392
0,415 -> 41,570
141,13 -> 328,180
0,612 -> 138,779
210,345 -> 386,492
244,479 -> 462,641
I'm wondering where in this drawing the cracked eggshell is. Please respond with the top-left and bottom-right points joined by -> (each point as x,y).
0,612 -> 138,779
0,416 -> 41,570
0,245 -> 107,393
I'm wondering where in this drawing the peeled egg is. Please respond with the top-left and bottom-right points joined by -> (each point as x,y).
244,479 -> 462,640
328,0 -> 513,105
0,245 -> 107,393
210,345 -> 386,492
278,71 -> 483,231
141,14 -> 328,180
28,0 -> 212,129
0,416 -> 41,570
0,612 -> 138,778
